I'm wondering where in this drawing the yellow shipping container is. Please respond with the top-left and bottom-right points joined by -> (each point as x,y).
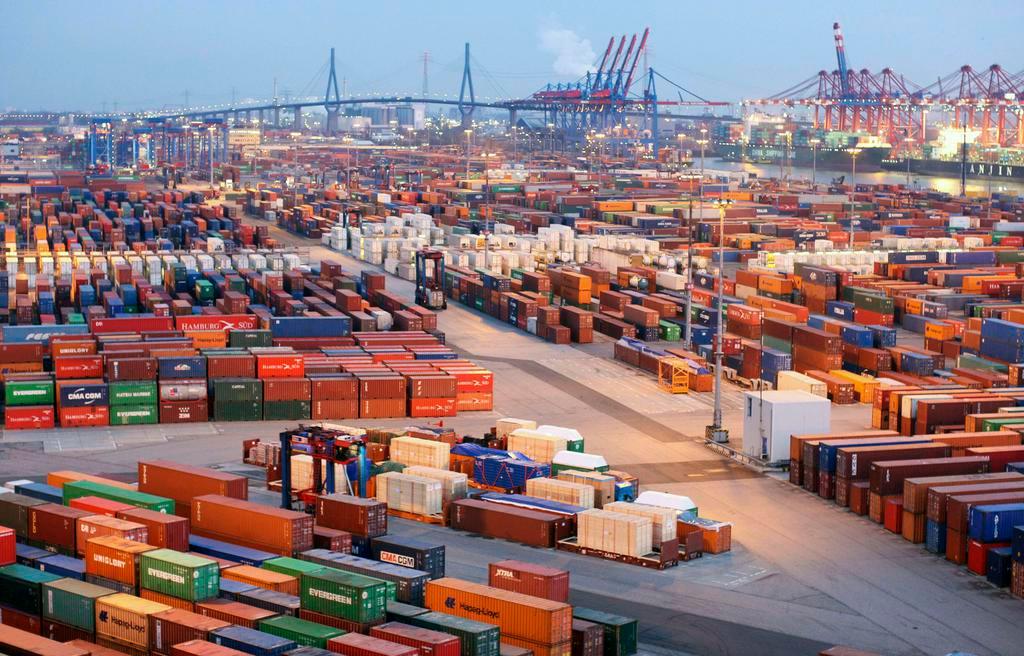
828,370 -> 879,404
594,200 -> 633,212
924,322 -> 955,341
95,593 -> 171,648
185,330 -> 228,349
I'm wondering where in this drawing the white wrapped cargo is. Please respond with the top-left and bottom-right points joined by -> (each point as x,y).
508,429 -> 568,463
552,450 -> 607,473
525,477 -> 595,508
604,502 -> 678,543
402,465 -> 468,505
577,509 -> 652,557
389,436 -> 451,470
375,472 -> 442,515
634,491 -> 697,517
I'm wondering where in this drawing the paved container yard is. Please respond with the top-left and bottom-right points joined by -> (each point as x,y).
2,217 -> 1021,656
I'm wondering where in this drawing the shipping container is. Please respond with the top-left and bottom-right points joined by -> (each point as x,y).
189,535 -> 278,567
41,578 -> 114,632
139,460 -> 248,516
75,515 -> 148,556
223,565 -> 298,596
448,499 -> 569,548
191,495 -> 313,556
171,639 -> 250,656
300,567 -> 388,623
29,503 -> 91,555
0,624 -> 90,656
116,507 -> 190,551
94,592 -> 173,649
257,615 -> 343,648
316,495 -> 387,538
370,536 -> 444,580
299,550 -> 427,606
140,550 -> 221,602
425,578 -> 572,647
407,611 -> 500,656
235,587 -> 301,616
196,599 -> 279,629
84,535 -> 158,586
0,564 -> 62,614
370,622 -> 462,656
210,625 -> 298,656
571,608 -> 637,656
62,481 -> 175,514
328,632 -> 419,656
487,561 -> 569,603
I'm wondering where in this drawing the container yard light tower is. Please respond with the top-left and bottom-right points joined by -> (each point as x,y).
707,198 -> 734,444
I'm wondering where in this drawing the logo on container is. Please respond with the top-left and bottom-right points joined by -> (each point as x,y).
494,568 -> 519,581
309,588 -> 352,606
379,551 -> 415,568
66,387 -> 104,405
92,554 -> 128,569
147,567 -> 185,585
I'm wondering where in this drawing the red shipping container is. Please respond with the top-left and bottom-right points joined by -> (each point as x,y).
195,600 -> 277,628
299,608 -> 384,635
117,507 -> 190,551
54,356 -> 104,379
312,377 -> 358,400
138,460 -> 248,517
59,405 -> 109,428
967,539 -> 1010,575
106,357 -> 158,381
329,632 -> 419,656
29,504 -> 92,554
0,606 -> 42,634
75,516 -> 148,556
408,398 -> 457,418
488,560 -> 569,603
150,611 -> 231,656
263,378 -> 312,401
883,497 -> 903,534
370,623 -> 460,656
257,354 -> 305,378
966,445 -> 1024,473
0,527 -> 15,565
312,400 -> 359,420
160,400 -> 209,423
191,495 -> 313,556
171,640 -> 249,656
360,398 -> 406,419
313,526 -> 353,553
206,355 -> 256,379
69,496 -> 134,517
4,406 -> 55,430
39,619 -> 92,643
316,495 -> 387,537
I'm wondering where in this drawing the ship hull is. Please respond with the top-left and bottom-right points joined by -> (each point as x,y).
881,157 -> 1024,182
717,143 -> 888,172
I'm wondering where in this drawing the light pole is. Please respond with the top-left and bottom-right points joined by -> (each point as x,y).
809,137 -> 820,188
708,197 -> 734,444
464,128 -> 472,180
779,131 -> 791,187
848,147 -> 861,249
676,133 -> 685,166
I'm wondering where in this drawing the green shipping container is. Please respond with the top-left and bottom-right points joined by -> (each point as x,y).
263,400 -> 310,421
300,569 -> 387,623
195,280 -> 215,301
658,321 -> 681,342
42,578 -> 113,632
109,404 -> 159,425
139,550 -> 220,601
572,607 -> 639,656
109,381 -> 158,406
63,480 -> 175,513
5,380 -> 55,406
0,564 -> 62,615
262,557 -> 325,580
257,615 -> 344,648
214,401 -> 263,421
385,600 -> 429,622
408,611 -> 500,656
213,379 -> 263,403
230,330 -> 273,348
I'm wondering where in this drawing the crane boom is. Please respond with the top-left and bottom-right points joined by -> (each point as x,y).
622,27 -> 650,97
613,34 -> 638,96
603,36 -> 627,92
833,22 -> 850,96
592,37 -> 615,88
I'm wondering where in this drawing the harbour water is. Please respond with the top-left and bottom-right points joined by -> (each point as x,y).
708,158 -> 1024,196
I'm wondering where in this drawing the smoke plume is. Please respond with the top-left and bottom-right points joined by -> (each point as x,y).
539,27 -> 596,77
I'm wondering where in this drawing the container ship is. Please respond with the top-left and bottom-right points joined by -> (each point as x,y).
718,142 -> 889,172
880,157 -> 1024,182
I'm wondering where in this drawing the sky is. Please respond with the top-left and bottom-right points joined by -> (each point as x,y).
1,0 -> 1020,112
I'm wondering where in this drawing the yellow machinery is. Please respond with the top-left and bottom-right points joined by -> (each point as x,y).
658,358 -> 691,394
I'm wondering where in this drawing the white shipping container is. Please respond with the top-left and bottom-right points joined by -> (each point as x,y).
742,390 -> 831,464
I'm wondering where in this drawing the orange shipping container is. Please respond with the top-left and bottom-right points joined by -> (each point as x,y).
425,577 -> 572,645
190,495 -> 313,556
141,587 -> 195,612
48,471 -> 136,491
76,516 -> 149,556
95,593 -> 172,649
85,535 -> 158,585
138,460 -> 248,517
221,565 -> 299,595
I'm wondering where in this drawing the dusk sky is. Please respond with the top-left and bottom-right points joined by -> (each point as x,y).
1,1 -> 1020,112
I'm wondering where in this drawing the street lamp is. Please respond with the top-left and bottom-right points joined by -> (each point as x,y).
847,147 -> 861,249
707,197 -> 734,444
808,137 -> 820,188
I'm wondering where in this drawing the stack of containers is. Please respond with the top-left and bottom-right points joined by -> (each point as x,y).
55,378 -> 110,427
315,495 -> 387,556
263,377 -> 312,421
298,550 -> 429,606
425,578 -> 572,656
84,535 -> 158,594
4,378 -> 55,429
139,549 -> 221,610
310,376 -> 358,420
211,379 -> 263,422
358,374 -> 407,419
965,504 -> 1024,579
299,567 -> 389,634
107,356 -> 159,426
158,356 -> 209,424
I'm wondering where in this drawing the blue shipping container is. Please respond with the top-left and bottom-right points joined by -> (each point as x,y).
968,503 -> 1024,542
158,356 -> 208,379
268,317 -> 352,338
13,483 -> 63,504
58,383 -> 109,408
37,555 -> 86,580
210,626 -> 296,656
188,535 -> 277,566
1,324 -> 90,343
